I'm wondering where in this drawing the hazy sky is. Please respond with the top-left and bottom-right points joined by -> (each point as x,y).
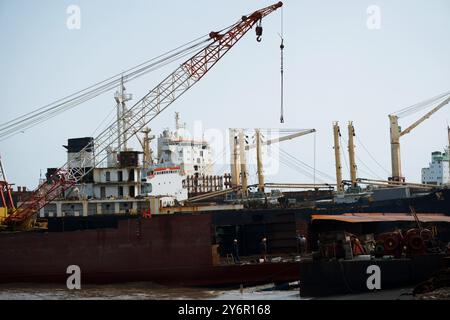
0,0 -> 449,188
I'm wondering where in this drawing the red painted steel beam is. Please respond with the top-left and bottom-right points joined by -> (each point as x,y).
6,2 -> 283,226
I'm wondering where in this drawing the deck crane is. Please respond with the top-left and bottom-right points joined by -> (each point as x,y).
332,122 -> 343,193
4,2 -> 283,228
243,128 -> 316,193
0,155 -> 15,225
244,129 -> 316,150
389,91 -> 450,182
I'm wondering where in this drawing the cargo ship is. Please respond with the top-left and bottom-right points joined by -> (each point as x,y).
1,2 -> 450,290
1,109 -> 450,287
0,213 -> 300,286
1,108 -> 449,287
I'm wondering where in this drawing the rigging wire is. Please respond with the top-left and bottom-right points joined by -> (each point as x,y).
340,136 -> 350,174
0,36 -> 210,129
0,17 -> 253,140
222,129 -> 334,185
0,16 -> 244,141
280,157 -> 329,184
279,6 -> 285,124
339,135 -> 383,180
1,13 -> 253,143
339,133 -> 384,180
269,146 -> 311,179
203,146 -> 228,174
355,154 -> 383,180
247,163 -> 258,185
356,135 -> 390,175
0,38 -> 212,140
393,91 -> 450,118
279,147 -> 334,182
91,105 -> 118,137
278,157 -> 319,182
283,150 -> 334,181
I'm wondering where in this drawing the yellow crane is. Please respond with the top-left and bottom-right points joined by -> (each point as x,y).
389,91 -> 450,182
332,121 -> 359,192
229,128 -> 316,193
0,155 -> 15,226
242,128 -> 316,193
332,122 -> 344,193
347,121 -> 358,188
3,2 -> 284,229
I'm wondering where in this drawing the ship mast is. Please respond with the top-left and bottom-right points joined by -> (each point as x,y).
5,2 -> 284,227
255,129 -> 264,193
114,76 -> 133,152
238,129 -> 248,197
229,129 -> 241,187
333,122 -> 343,193
140,127 -> 154,168
348,121 -> 358,188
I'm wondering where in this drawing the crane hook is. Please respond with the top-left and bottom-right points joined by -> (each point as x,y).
256,19 -> 263,42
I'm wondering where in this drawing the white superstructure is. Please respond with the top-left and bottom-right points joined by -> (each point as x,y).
422,149 -> 450,185
157,113 -> 214,176
143,165 -> 188,202
41,110 -> 218,217
141,112 -> 217,201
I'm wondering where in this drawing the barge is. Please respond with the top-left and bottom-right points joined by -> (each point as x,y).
298,213 -> 450,297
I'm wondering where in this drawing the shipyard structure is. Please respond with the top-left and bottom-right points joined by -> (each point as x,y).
39,111 -> 225,218
1,2 -> 450,294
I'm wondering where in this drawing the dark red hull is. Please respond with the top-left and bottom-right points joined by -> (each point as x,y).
0,214 -> 299,286
0,263 -> 300,287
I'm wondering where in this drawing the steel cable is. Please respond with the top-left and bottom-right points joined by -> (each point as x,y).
0,36 -> 212,140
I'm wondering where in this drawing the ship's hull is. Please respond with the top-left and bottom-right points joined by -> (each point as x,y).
0,213 -> 299,286
2,188 -> 447,287
299,254 -> 448,297
0,262 -> 299,287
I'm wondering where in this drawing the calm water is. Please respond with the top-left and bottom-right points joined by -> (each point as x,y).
0,283 -> 413,300
0,282 -> 303,300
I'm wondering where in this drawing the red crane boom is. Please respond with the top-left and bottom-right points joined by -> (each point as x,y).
5,2 -> 283,227
0,155 -> 15,212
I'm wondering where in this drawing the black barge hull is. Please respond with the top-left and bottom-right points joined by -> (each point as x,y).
299,254 -> 448,297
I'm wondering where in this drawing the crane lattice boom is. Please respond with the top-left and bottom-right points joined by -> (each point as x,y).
6,2 -> 283,225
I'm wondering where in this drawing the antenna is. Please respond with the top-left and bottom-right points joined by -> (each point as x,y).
114,75 -> 133,151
